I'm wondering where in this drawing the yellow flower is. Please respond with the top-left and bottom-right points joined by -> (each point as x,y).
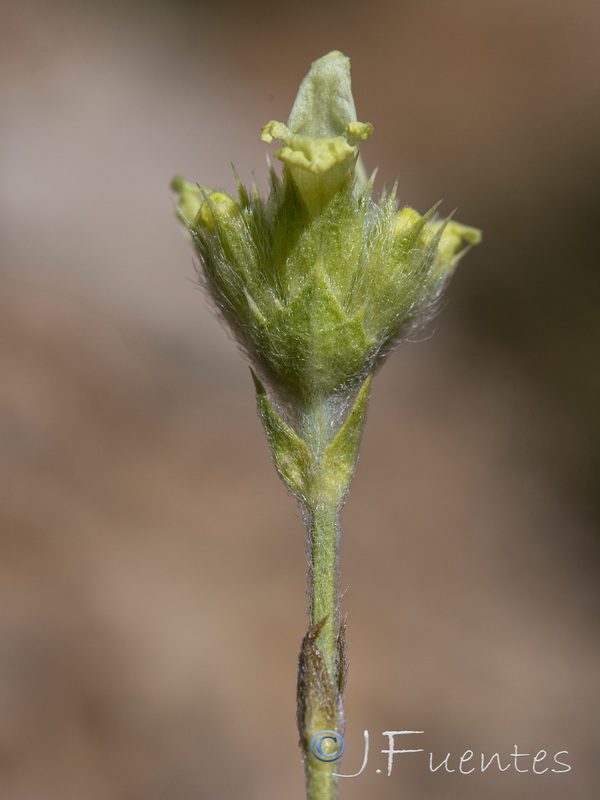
261,51 -> 372,213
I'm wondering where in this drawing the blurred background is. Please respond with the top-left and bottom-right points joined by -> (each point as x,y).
1,0 -> 599,798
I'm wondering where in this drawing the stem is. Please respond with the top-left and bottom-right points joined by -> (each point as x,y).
308,501 -> 340,679
303,499 -> 342,800
280,380 -> 369,800
306,500 -> 342,800
306,755 -> 338,800
302,399 -> 344,800
302,397 -> 342,681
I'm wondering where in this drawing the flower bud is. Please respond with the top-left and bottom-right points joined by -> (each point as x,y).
170,176 -> 202,224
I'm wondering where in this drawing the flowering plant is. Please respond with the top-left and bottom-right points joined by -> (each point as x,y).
171,51 -> 480,800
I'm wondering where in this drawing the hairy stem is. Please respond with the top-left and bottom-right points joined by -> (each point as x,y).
306,755 -> 338,800
301,399 -> 344,800
302,498 -> 342,800
308,500 -> 340,679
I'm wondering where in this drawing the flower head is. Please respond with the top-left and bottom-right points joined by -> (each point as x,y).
171,52 -> 481,417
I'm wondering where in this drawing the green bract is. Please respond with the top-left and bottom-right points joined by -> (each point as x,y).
171,51 -> 480,420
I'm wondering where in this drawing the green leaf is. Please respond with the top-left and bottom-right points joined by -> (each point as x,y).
252,371 -> 313,499
321,372 -> 372,496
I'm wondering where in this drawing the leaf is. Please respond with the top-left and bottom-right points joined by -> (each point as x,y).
252,371 -> 313,499
321,372 -> 372,496
297,618 -> 338,752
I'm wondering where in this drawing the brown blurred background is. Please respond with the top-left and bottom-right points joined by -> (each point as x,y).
1,1 -> 599,798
